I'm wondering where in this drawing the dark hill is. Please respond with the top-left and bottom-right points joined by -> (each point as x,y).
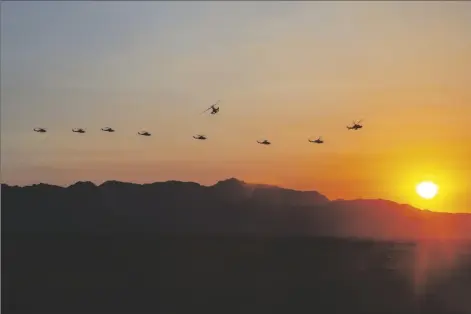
3,179 -> 471,314
1,178 -> 470,239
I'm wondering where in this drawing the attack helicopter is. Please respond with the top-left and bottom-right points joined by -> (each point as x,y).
33,128 -> 47,133
257,139 -> 271,145
308,136 -> 324,144
101,127 -> 115,132
347,120 -> 363,130
193,134 -> 207,140
72,128 -> 86,133
202,100 -> 220,115
138,131 -> 151,136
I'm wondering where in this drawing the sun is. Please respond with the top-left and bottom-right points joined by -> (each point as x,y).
416,181 -> 438,199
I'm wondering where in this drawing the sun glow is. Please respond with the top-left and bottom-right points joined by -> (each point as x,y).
416,181 -> 438,200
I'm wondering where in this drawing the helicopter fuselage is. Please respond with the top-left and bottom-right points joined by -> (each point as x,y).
347,125 -> 362,130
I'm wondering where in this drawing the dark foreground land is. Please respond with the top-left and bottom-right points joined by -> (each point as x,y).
3,234 -> 471,314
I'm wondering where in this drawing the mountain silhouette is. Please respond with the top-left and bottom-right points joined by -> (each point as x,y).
3,178 -> 471,314
2,178 -> 470,239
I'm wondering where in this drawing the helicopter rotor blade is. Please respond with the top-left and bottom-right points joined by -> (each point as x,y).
201,107 -> 213,114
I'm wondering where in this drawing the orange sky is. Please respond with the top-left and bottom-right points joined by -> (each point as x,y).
1,2 -> 470,212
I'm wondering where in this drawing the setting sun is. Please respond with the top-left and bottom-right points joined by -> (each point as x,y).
416,181 -> 439,200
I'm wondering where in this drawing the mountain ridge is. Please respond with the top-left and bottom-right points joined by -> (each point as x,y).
0,178 -> 461,213
2,177 -> 308,192
2,178 -> 470,240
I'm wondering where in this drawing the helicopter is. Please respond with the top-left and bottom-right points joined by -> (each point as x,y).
347,120 -> 363,130
201,100 -> 220,115
101,127 -> 115,132
308,136 -> 324,144
193,134 -> 207,140
257,139 -> 271,145
72,128 -> 86,133
138,131 -> 151,136
33,128 -> 47,133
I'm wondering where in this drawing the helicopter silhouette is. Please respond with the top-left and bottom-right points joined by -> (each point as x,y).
72,128 -> 86,133
101,127 -> 115,132
347,120 -> 363,130
138,131 -> 151,136
257,139 -> 271,145
193,134 -> 207,140
33,128 -> 47,133
308,136 -> 324,144
202,100 -> 220,115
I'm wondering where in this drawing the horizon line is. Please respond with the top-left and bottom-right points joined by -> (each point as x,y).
0,177 -> 451,214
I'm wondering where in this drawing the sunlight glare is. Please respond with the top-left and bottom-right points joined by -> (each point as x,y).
416,181 -> 438,199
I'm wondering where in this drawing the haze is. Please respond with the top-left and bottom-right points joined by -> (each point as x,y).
1,1 -> 470,212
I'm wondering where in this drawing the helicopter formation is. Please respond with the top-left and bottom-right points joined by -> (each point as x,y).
33,101 -> 364,144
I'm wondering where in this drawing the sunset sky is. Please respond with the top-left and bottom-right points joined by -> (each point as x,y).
1,1 -> 470,212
